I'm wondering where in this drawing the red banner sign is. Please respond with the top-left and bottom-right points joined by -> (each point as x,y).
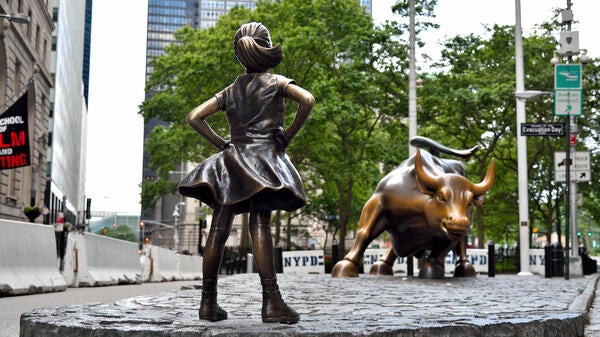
0,92 -> 30,170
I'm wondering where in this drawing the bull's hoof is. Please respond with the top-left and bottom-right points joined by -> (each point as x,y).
369,260 -> 394,276
331,260 -> 359,277
418,261 -> 445,279
454,261 -> 476,277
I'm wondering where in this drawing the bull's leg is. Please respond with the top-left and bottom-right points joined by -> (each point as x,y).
418,246 -> 451,279
418,255 -> 445,279
453,237 -> 476,277
332,195 -> 385,277
369,247 -> 396,276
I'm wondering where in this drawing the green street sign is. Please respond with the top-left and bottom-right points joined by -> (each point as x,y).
554,90 -> 582,116
555,64 -> 582,90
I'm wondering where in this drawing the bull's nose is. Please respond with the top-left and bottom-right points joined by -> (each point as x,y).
441,217 -> 469,238
443,216 -> 470,228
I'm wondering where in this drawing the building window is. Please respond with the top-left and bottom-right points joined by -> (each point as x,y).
27,9 -> 32,38
14,61 -> 22,93
35,25 -> 40,52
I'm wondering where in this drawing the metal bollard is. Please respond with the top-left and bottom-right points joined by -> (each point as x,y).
407,255 -> 414,277
246,253 -> 254,273
551,243 -> 564,277
488,242 -> 495,277
275,246 -> 283,273
331,242 -> 339,266
544,245 -> 552,278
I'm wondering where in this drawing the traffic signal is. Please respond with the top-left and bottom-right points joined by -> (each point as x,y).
588,231 -> 593,237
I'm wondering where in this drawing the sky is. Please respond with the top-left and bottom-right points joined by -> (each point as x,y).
85,0 -> 599,214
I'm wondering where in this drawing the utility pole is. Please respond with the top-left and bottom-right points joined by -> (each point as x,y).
514,0 -> 532,276
552,0 -> 589,278
408,0 -> 417,156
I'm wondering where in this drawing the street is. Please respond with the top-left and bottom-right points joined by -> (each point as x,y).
0,280 -> 200,337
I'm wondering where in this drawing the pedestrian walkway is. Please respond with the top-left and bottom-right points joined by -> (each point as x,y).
20,273 -> 599,337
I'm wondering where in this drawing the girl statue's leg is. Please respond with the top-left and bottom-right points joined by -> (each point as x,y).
249,210 -> 299,324
199,205 -> 234,322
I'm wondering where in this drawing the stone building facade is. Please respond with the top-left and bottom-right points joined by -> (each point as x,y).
0,0 -> 53,221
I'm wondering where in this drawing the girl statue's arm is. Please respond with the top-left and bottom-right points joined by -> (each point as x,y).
283,84 -> 314,142
186,97 -> 229,151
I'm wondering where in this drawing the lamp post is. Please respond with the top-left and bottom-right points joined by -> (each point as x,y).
514,0 -> 557,276
408,0 -> 417,156
169,163 -> 186,253
0,12 -> 30,24
514,90 -> 554,276
171,201 -> 184,252
514,0 -> 532,276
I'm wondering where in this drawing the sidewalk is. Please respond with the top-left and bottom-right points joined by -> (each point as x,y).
20,273 -> 600,337
585,276 -> 600,337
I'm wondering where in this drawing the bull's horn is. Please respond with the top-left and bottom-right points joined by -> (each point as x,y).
415,149 -> 437,191
471,158 -> 495,195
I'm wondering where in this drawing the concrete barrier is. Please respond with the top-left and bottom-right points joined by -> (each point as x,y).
363,248 -> 490,275
142,245 -> 181,282
178,254 -> 202,280
282,250 -> 325,274
0,220 -> 67,296
62,232 -> 141,287
140,246 -> 203,282
529,249 -> 546,275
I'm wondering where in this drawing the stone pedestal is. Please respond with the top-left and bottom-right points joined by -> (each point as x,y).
20,273 -> 594,337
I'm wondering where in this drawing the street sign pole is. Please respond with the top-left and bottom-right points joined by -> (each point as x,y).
554,0 -> 584,279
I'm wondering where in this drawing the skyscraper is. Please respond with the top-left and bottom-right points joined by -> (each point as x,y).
45,0 -> 92,226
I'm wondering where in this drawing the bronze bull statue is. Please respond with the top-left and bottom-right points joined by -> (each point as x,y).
332,136 -> 495,279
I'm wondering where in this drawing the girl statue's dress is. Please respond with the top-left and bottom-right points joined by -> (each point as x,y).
178,73 -> 306,214
177,22 -> 313,324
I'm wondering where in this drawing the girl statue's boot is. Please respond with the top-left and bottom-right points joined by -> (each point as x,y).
261,276 -> 299,324
199,279 -> 227,322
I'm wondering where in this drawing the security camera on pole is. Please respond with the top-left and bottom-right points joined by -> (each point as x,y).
552,0 -> 589,278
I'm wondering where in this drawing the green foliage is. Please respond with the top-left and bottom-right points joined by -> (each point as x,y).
96,225 -> 138,243
140,1 -> 600,255
421,21 -> 600,248
140,0 -> 415,254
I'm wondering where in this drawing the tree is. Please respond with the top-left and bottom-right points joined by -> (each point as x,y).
141,0 -> 412,255
420,21 -> 600,249
96,225 -> 138,243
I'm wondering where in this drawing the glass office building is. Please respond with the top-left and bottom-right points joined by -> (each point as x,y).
146,0 -> 198,81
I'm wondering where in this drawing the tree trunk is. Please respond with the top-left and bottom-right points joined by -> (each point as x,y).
476,207 -> 484,248
286,212 -> 292,250
274,210 -> 281,247
239,213 -> 251,254
336,176 -> 354,255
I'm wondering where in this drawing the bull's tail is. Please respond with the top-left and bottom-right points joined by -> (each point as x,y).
409,136 -> 479,159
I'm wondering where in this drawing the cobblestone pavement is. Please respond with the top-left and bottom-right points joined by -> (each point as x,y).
21,273 -> 599,337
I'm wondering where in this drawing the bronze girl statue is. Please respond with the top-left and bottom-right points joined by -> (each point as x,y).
178,22 -> 314,324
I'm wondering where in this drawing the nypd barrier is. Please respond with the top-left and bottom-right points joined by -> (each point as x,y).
363,248 -> 547,275
140,245 -> 202,282
282,250 -> 325,274
62,232 -> 141,287
0,220 -> 67,295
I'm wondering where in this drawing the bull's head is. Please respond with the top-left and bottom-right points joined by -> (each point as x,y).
415,150 -> 495,240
